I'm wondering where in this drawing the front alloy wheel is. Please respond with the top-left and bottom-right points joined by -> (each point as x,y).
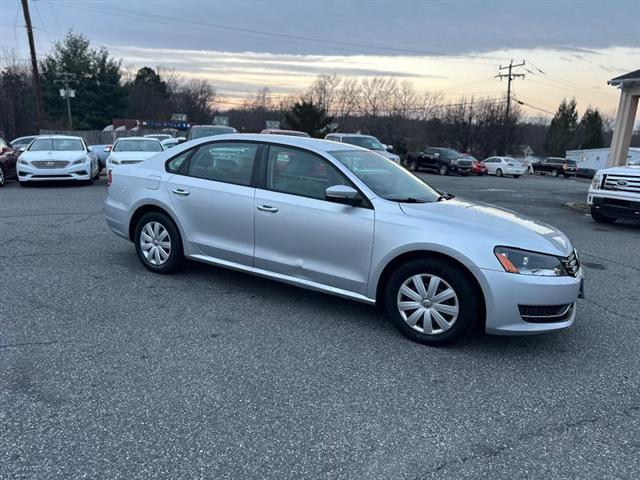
384,257 -> 479,345
397,274 -> 459,335
439,164 -> 449,176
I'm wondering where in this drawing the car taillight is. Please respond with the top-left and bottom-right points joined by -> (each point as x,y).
107,169 -> 112,187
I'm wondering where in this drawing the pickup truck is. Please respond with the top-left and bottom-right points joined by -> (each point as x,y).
588,165 -> 640,223
532,157 -> 578,177
405,147 -> 472,176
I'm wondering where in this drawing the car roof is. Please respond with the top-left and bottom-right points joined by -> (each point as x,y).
116,136 -> 161,142
187,133 -> 366,153
334,133 -> 375,138
35,135 -> 84,141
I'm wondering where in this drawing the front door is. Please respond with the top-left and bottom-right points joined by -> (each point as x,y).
253,145 -> 374,295
166,141 -> 260,266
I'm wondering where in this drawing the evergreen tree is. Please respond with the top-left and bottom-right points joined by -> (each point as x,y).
543,98 -> 578,156
125,67 -> 171,120
574,107 -> 604,149
40,31 -> 126,130
283,100 -> 333,138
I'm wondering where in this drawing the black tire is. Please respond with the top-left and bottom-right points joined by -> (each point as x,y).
590,206 -> 616,224
0,166 -> 5,187
410,160 -> 419,172
134,212 -> 184,274
439,164 -> 449,176
513,175 -> 520,178
551,169 -> 559,177
19,180 -> 28,187
460,171 -> 469,177
496,168 -> 503,177
383,257 -> 480,346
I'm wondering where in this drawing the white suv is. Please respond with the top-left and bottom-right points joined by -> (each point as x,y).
588,164 -> 640,223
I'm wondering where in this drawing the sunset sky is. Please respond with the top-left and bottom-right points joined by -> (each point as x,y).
1,0 -> 638,117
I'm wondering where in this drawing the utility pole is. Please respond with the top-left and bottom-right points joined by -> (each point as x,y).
496,60 -> 525,155
55,73 -> 76,130
20,0 -> 45,130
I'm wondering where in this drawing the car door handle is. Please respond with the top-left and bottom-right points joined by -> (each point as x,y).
257,204 -> 279,213
171,188 -> 190,197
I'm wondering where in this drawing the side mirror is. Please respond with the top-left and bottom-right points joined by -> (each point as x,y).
178,138 -> 186,144
18,146 -> 26,152
325,185 -> 361,206
386,144 -> 394,152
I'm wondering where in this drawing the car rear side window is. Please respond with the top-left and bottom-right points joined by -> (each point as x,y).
187,142 -> 258,186
265,145 -> 350,200
166,150 -> 191,175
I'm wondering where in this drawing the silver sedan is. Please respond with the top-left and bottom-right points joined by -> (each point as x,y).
105,135 -> 583,345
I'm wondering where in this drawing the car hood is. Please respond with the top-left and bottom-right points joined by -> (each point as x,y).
399,198 -> 573,257
108,151 -> 158,162
598,165 -> 640,176
21,151 -> 87,161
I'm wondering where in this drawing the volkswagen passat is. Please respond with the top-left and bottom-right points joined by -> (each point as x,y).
105,135 -> 583,345
18,135 -> 99,185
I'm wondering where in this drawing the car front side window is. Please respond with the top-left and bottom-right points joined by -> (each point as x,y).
265,145 -> 351,201
186,142 -> 259,186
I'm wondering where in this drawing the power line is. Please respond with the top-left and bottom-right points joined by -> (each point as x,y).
53,0 -> 497,65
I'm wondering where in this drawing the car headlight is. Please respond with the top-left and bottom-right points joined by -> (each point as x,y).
72,156 -> 88,165
108,158 -> 120,165
590,173 -> 601,189
494,246 -> 566,276
450,159 -> 458,165
19,158 -> 29,165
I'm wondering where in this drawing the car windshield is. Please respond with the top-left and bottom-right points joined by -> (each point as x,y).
191,126 -> 236,139
29,138 -> 84,151
565,159 -> 577,165
330,150 -> 441,203
437,148 -> 461,159
342,136 -> 385,151
114,139 -> 163,152
461,154 -> 477,161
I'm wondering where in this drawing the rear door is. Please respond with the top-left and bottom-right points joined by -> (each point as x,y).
165,141 -> 261,266
253,144 -> 374,295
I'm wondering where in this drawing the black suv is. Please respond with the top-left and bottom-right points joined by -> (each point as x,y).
532,157 -> 578,177
184,125 -> 238,142
405,147 -> 472,176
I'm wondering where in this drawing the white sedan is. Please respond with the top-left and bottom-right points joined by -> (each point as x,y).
106,137 -> 164,171
17,135 -> 99,185
482,156 -> 527,178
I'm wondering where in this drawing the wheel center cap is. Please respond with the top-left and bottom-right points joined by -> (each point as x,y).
153,240 -> 158,245
422,299 -> 432,308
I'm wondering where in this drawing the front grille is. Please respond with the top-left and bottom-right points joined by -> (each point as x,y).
457,160 -> 472,167
603,174 -> 640,194
519,304 -> 574,323
561,250 -> 580,277
31,160 -> 69,169
120,160 -> 142,165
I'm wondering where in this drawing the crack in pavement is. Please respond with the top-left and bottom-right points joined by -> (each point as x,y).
417,405 -> 640,479
584,298 -> 640,322
581,252 -> 640,273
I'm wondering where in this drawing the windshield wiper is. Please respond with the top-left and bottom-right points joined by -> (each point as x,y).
386,197 -> 428,203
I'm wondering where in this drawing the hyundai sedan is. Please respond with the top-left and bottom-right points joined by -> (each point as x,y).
106,137 -> 164,171
105,135 -> 583,345
18,136 -> 99,184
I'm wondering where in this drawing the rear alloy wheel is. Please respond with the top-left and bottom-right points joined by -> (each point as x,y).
439,164 -> 449,176
384,258 -> 479,346
551,169 -> 559,177
135,212 -> 184,273
410,160 -> 419,172
590,206 -> 617,224
496,168 -> 503,177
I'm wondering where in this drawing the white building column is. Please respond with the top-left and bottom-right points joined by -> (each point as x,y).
609,85 -> 640,167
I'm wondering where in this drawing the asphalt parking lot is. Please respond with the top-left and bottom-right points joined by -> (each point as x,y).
1,174 -> 639,479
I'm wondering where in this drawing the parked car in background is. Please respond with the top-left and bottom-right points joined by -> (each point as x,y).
88,144 -> 112,172
185,125 -> 238,142
17,135 -> 99,185
105,134 -> 583,346
405,147 -> 472,175
161,138 -> 180,149
0,137 -> 20,186
532,157 -> 578,177
461,154 -> 487,176
10,135 -> 38,151
588,164 -> 640,223
261,129 -> 310,137
483,156 -> 527,178
144,134 -> 173,142
324,133 -> 400,163
106,137 -> 164,171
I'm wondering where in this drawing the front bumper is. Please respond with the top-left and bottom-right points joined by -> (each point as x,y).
479,267 -> 583,335
18,162 -> 91,182
588,192 -> 640,219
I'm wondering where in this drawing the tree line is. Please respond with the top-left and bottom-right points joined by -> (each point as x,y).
0,31 -> 627,158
